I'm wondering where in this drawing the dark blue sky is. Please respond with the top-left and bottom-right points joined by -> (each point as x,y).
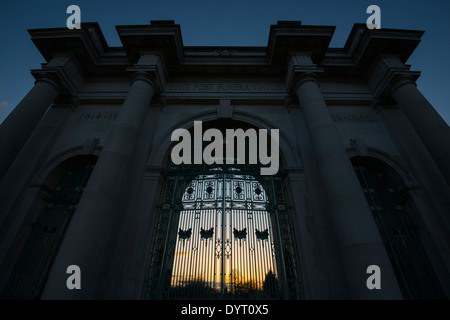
1,0 -> 449,124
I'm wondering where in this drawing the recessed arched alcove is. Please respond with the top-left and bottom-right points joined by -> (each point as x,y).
1,155 -> 97,300
351,156 -> 445,299
141,118 -> 304,300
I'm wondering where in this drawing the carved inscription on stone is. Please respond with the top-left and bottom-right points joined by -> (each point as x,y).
166,82 -> 285,93
331,113 -> 375,123
79,112 -> 118,121
213,49 -> 238,56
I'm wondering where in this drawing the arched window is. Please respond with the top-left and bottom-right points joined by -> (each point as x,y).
1,161 -> 95,299
353,160 -> 444,299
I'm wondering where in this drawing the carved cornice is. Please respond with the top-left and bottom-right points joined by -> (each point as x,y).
284,52 -> 325,93
27,21 -> 425,88
29,22 -> 110,74
127,54 -> 166,94
367,55 -> 421,98
31,56 -> 84,97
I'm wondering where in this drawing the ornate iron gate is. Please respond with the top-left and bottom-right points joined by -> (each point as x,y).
142,165 -> 303,299
2,164 -> 94,299
354,165 -> 444,299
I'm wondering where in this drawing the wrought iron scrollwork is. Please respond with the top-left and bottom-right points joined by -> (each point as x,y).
142,165 -> 304,300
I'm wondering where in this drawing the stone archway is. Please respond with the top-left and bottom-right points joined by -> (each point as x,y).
352,156 -> 445,299
0,155 -> 97,299
141,119 -> 304,300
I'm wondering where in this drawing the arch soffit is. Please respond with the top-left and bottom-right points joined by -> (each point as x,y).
348,146 -> 420,191
31,145 -> 100,188
146,110 -> 303,169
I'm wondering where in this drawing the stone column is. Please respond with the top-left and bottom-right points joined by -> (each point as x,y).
284,167 -> 332,299
114,166 -> 164,299
294,72 -> 402,299
41,70 -> 158,299
0,104 -> 73,271
390,75 -> 450,186
0,73 -> 61,182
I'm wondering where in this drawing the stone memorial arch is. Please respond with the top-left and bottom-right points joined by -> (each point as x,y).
0,20 -> 449,300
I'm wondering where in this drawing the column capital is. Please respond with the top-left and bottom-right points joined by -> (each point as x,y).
127,54 -> 166,94
367,55 -> 420,98
0,69 -> 63,182
389,74 -> 417,95
285,52 -> 323,93
31,56 -> 84,97
129,70 -> 160,93
387,71 -> 450,186
291,72 -> 321,93
33,72 -> 63,95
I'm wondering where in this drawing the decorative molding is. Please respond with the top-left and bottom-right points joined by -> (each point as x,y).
217,99 -> 233,119
347,146 -> 420,192
31,56 -> 85,97
389,74 -> 418,94
127,54 -> 167,94
213,49 -> 238,56
367,56 -> 420,98
165,82 -> 286,93
291,72 -> 321,92
285,53 -> 324,93
32,72 -> 63,94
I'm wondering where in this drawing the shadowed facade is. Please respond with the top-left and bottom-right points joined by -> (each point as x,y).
0,20 -> 449,300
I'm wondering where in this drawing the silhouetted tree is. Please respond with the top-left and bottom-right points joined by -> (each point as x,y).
230,269 -> 258,298
262,270 -> 279,299
170,276 -> 217,298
